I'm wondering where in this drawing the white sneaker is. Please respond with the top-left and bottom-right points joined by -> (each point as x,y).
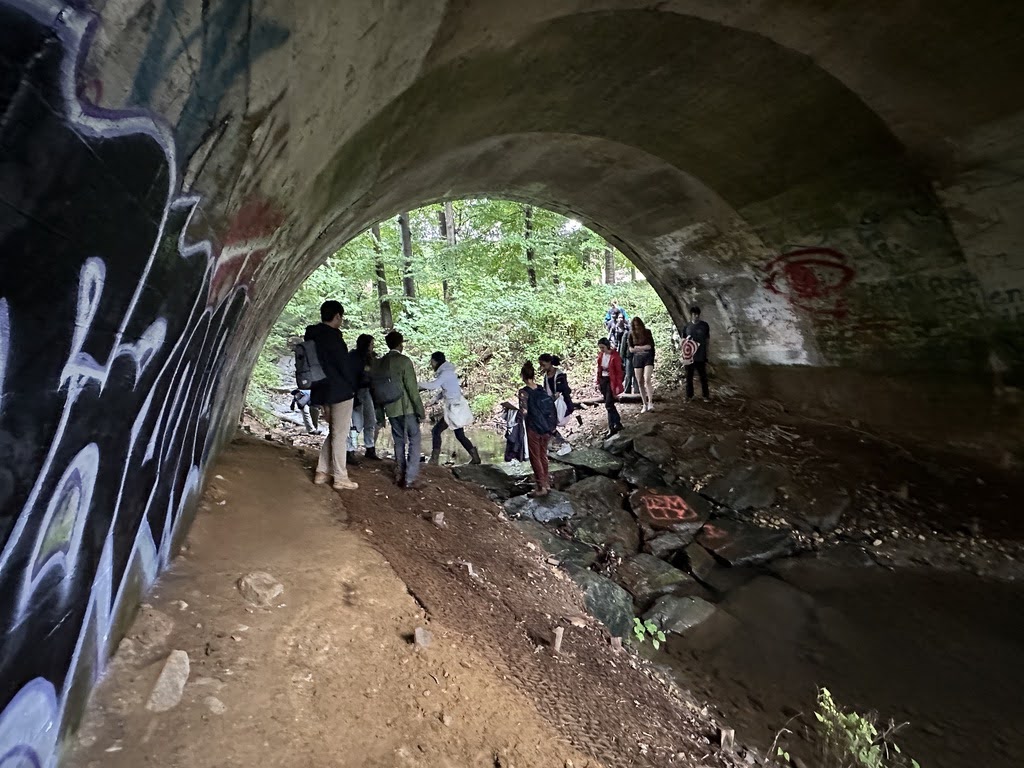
556,443 -> 572,456
647,404 -> 655,412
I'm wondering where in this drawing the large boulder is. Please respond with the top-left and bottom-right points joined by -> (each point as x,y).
505,490 -> 575,523
703,463 -> 789,510
557,448 -> 622,477
567,476 -> 639,554
452,464 -> 521,500
695,518 -> 797,567
644,595 -> 717,635
709,431 -> 746,464
492,460 -> 576,493
565,566 -> 635,638
602,422 -> 656,455
629,486 -> 711,539
613,553 -> 696,608
682,541 -> 717,581
644,531 -> 692,560
633,436 -> 675,466
788,489 -> 850,534
620,458 -> 666,488
513,520 -> 598,568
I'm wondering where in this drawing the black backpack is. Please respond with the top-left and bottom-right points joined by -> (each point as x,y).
370,365 -> 403,406
526,386 -> 558,435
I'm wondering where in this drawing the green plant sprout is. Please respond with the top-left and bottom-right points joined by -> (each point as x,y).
631,618 -> 667,650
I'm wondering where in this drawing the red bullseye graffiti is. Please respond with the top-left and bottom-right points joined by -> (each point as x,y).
763,247 -> 855,318
681,336 -> 699,363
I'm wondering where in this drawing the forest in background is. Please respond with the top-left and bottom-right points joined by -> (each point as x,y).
247,199 -> 681,420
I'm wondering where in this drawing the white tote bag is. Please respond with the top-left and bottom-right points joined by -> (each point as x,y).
444,396 -> 475,429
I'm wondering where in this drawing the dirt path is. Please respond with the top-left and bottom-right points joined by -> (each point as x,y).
66,436 -> 735,768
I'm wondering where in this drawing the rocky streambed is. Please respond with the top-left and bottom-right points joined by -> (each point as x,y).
452,416 -> 1024,768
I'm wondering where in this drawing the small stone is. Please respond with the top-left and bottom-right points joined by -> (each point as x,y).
872,539 -> 883,547
237,572 -> 284,607
441,713 -> 453,727
204,696 -> 226,715
146,650 -> 190,712
719,727 -> 735,752
414,627 -> 432,648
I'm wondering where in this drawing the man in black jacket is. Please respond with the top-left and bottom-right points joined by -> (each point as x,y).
305,300 -> 358,490
683,305 -> 711,401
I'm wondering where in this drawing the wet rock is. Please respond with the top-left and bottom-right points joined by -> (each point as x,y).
513,521 -> 599,568
630,486 -> 711,538
504,490 -> 574,523
703,463 -> 789,510
644,532 -> 691,560
237,571 -> 284,607
565,566 -> 635,637
699,564 -> 763,595
567,477 -> 639,554
146,650 -> 190,712
557,448 -> 622,477
633,436 -> 674,466
791,490 -> 850,534
452,464 -> 520,500
645,595 -> 717,635
710,431 -> 746,463
620,458 -> 666,488
602,422 -> 656,455
696,518 -> 797,567
680,434 -> 713,454
682,541 -> 717,581
493,460 -> 575,492
614,553 -> 696,608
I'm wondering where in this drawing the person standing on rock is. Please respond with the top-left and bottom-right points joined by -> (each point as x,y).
628,317 -> 656,412
419,351 -> 481,466
346,334 -> 379,464
305,300 -> 359,491
596,338 -> 624,437
377,331 -> 426,489
683,305 -> 711,401
518,361 -> 558,497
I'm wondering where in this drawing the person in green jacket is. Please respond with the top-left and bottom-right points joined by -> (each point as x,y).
378,331 -> 426,489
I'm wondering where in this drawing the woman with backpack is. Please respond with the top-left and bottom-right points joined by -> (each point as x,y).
419,352 -> 481,465
538,353 -> 575,456
628,317 -> 656,412
596,337 -> 625,437
518,361 -> 558,498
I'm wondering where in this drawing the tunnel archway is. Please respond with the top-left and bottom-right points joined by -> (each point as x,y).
2,1 -> 1023,764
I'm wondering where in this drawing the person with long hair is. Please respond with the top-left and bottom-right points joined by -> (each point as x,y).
538,353 -> 575,456
346,333 -> 379,463
518,361 -> 557,497
628,317 -> 656,412
595,338 -> 624,437
419,351 -> 481,465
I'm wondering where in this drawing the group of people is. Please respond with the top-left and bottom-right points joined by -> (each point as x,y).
298,297 -> 712,499
300,300 -> 482,493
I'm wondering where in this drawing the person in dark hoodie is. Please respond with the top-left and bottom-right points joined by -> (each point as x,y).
346,333 -> 379,464
305,300 -> 359,491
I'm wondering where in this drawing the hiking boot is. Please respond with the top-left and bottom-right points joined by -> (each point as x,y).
468,447 -> 482,465
404,479 -> 425,491
333,478 -> 359,491
364,447 -> 379,460
428,449 -> 441,466
313,471 -> 330,485
346,451 -> 361,466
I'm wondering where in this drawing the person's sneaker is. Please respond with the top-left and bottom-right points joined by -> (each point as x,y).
365,447 -> 379,460
404,479 -> 425,491
647,404 -> 655,412
313,471 -> 330,485
556,443 -> 572,456
333,479 -> 359,491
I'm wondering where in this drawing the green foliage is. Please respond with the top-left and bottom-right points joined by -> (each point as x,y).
776,688 -> 921,768
247,199 -> 676,415
631,617 -> 667,650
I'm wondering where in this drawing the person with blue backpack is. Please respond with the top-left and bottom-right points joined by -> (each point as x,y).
518,360 -> 558,498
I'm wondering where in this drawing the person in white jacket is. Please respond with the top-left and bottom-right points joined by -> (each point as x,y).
419,352 -> 481,465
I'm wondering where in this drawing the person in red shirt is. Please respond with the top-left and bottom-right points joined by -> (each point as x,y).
596,338 -> 624,437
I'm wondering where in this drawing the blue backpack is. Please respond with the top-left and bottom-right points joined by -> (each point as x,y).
526,386 -> 558,435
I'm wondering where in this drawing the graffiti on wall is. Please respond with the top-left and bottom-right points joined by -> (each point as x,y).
0,1 -> 276,764
763,247 -> 855,319
127,0 -> 290,160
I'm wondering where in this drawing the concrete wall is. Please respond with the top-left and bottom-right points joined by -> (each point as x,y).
1,1 -> 1022,763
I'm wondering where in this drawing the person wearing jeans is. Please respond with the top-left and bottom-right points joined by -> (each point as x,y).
683,305 -> 711,401
346,334 -> 379,462
305,300 -> 359,491
596,338 -> 624,437
378,331 -> 426,489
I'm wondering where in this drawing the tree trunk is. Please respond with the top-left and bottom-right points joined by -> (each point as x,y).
630,264 -> 637,281
371,223 -> 394,330
523,204 -> 537,287
604,243 -> 616,284
398,211 -> 416,299
438,202 -> 456,303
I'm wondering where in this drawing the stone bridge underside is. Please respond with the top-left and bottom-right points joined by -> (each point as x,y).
1,1 -> 1023,764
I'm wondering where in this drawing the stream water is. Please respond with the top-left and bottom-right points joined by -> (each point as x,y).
667,557 -> 1024,768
